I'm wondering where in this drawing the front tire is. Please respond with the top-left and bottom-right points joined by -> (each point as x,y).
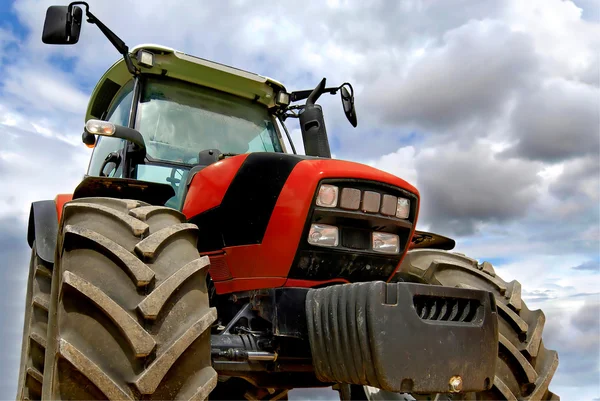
16,245 -> 52,400
42,197 -> 217,400
365,249 -> 559,401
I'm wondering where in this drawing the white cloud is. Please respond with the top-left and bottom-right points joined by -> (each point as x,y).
505,78 -> 600,161
2,64 -> 89,115
364,19 -> 538,131
365,145 -> 418,187
505,0 -> 600,85
0,107 -> 90,222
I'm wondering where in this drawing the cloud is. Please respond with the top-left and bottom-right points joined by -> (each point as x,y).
573,0 -> 600,22
366,146 -> 418,188
571,300 -> 600,332
542,297 -> 600,389
364,19 -> 538,132
0,0 -> 598,399
0,107 -> 90,221
413,141 -> 542,235
2,63 -> 90,115
572,260 -> 600,272
0,26 -> 18,67
504,0 -> 600,85
0,217 -> 29,397
549,156 -> 600,203
504,79 -> 600,162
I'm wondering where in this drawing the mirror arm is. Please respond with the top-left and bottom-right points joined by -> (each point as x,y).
68,2 -> 138,75
290,85 -> 340,103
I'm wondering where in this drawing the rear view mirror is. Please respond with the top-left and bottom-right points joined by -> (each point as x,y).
42,5 -> 83,45
341,86 -> 357,127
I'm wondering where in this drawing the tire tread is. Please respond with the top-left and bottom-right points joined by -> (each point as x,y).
43,198 -> 217,400
16,248 -> 53,401
399,249 -> 559,400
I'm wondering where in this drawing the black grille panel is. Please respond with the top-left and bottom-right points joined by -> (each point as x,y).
413,295 -> 481,323
341,228 -> 370,250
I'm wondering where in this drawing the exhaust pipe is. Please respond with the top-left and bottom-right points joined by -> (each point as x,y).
299,78 -> 331,158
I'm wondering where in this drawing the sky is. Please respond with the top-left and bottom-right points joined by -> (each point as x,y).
0,0 -> 598,400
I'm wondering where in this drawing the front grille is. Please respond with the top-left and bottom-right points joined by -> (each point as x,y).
294,250 -> 399,282
289,179 -> 418,282
341,228 -> 370,250
413,295 -> 481,323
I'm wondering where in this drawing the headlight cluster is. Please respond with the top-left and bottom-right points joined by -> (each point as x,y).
308,223 -> 400,254
315,184 -> 411,219
309,184 -> 411,254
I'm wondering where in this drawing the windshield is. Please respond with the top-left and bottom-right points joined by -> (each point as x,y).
137,78 -> 283,164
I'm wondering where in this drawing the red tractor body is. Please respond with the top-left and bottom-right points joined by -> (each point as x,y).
183,154 -> 419,293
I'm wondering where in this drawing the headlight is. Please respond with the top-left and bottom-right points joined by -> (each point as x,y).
340,187 -> 361,210
308,224 -> 339,247
276,91 -> 291,106
136,49 -> 155,68
396,197 -> 410,219
316,184 -> 339,208
361,191 -> 381,213
372,232 -> 400,254
380,194 -> 397,216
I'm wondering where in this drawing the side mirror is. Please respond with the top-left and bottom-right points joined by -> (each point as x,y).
341,86 -> 357,127
84,119 -> 146,154
42,5 -> 83,45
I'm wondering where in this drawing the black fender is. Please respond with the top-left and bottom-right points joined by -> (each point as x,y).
410,230 -> 456,250
72,176 -> 175,205
27,200 -> 58,264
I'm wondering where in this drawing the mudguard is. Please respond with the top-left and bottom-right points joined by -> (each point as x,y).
72,176 -> 175,205
410,230 -> 455,250
27,200 -> 58,264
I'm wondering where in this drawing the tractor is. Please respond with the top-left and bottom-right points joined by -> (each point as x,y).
17,3 -> 559,400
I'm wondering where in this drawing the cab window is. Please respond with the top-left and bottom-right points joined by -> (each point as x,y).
87,80 -> 134,176
136,78 -> 283,165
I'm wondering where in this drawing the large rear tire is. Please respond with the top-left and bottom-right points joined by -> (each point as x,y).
365,249 -> 559,401
42,197 -> 217,400
16,245 -> 52,400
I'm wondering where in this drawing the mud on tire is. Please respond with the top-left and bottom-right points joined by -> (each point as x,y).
16,245 -> 52,401
42,197 -> 217,400
397,249 -> 559,400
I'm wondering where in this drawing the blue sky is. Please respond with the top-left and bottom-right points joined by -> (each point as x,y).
0,0 -> 598,400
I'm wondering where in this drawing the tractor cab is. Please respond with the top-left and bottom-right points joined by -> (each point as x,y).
42,3 -> 358,210
85,45 -> 290,209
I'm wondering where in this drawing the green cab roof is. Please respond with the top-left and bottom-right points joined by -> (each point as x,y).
85,44 -> 287,122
